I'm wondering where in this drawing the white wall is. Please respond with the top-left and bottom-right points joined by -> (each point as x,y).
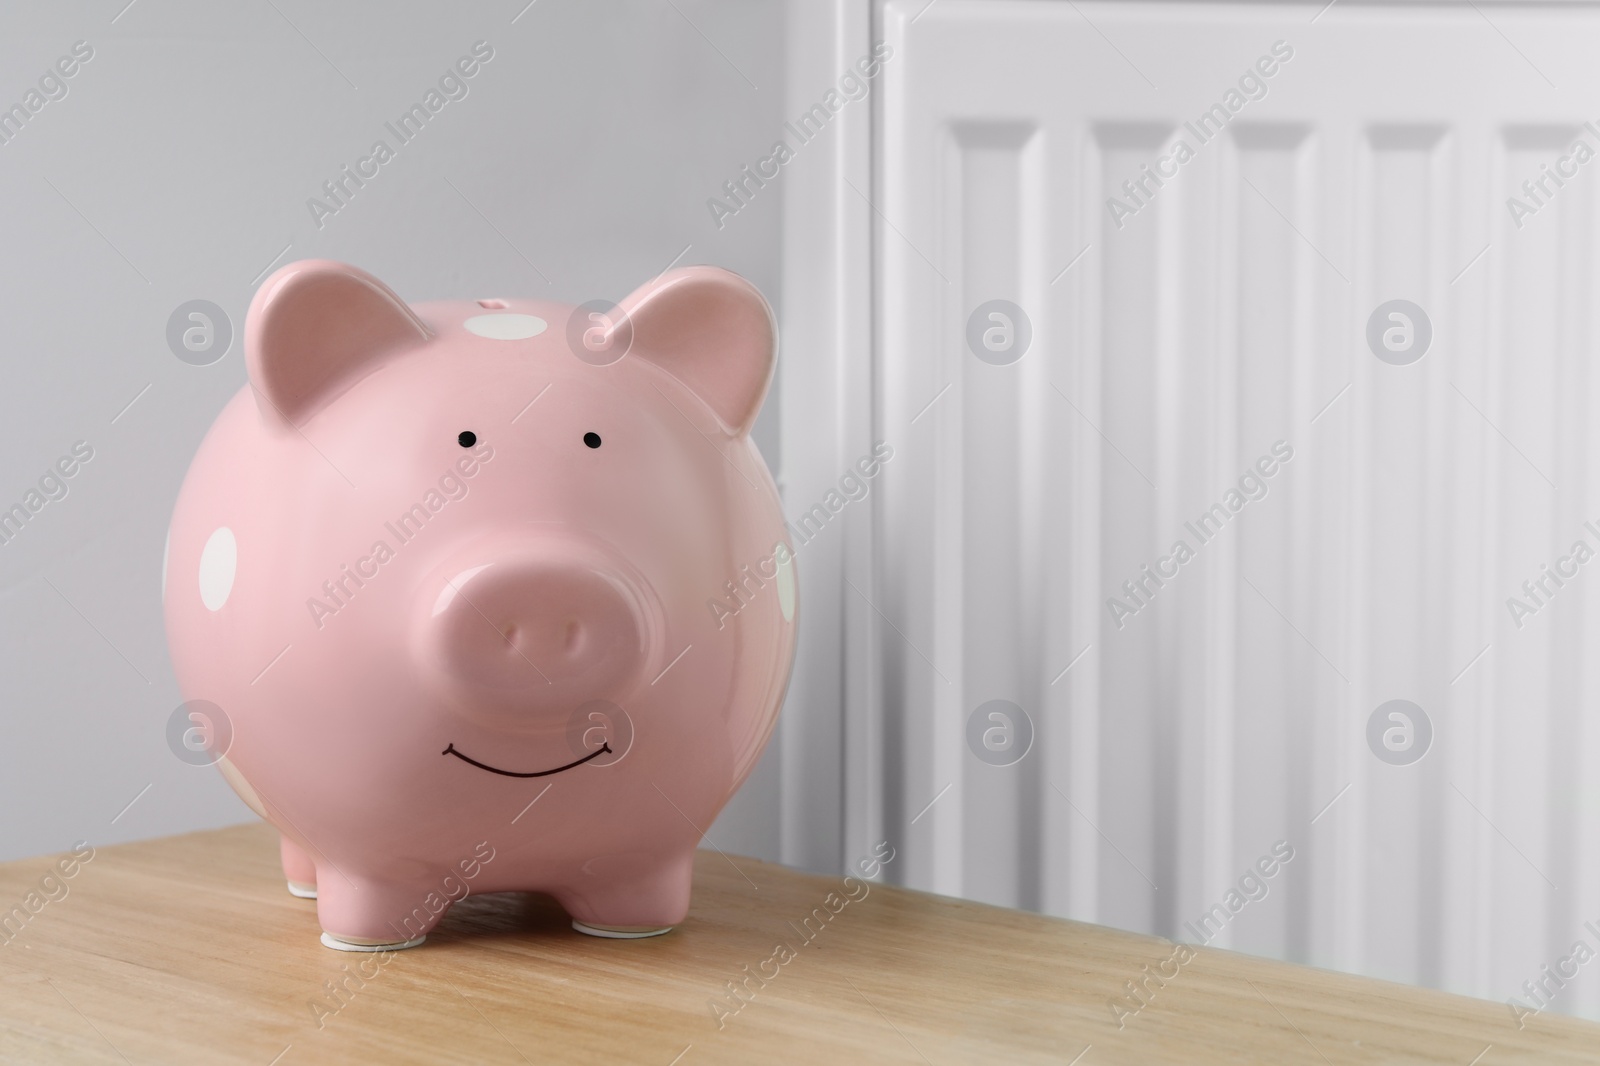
0,0 -> 788,861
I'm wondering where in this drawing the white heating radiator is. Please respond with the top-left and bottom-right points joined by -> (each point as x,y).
779,0 -> 1600,1021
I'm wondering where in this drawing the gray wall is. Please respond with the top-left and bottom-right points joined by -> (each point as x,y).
0,0 -> 786,861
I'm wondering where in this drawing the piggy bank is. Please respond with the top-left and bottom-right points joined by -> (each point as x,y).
164,259 -> 796,950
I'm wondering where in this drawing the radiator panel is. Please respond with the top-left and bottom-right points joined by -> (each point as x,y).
876,0 -> 1600,1017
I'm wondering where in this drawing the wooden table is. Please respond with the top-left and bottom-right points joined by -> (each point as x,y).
0,824 -> 1595,1064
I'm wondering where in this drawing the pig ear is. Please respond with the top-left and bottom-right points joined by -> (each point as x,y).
246,259 -> 431,427
612,266 -> 775,436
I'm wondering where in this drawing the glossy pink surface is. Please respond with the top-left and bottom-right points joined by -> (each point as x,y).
164,260 -> 796,947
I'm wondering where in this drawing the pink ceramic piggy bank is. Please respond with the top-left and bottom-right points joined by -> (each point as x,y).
164,260 -> 795,950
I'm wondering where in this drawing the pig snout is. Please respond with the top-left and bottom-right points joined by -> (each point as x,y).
422,538 -> 657,722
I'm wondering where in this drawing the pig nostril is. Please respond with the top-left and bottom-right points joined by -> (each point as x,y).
564,620 -> 582,653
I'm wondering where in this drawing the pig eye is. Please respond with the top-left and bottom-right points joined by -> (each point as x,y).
458,431 -> 477,448
583,432 -> 602,449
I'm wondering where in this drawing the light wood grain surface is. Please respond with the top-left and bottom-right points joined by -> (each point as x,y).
0,823 -> 1595,1064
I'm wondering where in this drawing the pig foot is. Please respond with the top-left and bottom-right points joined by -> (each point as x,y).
571,921 -> 674,939
560,851 -> 694,939
320,931 -> 425,953
280,835 -> 318,900
314,873 -> 445,951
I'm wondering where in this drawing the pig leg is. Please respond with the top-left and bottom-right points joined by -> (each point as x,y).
279,835 -> 318,899
314,873 -> 445,952
560,850 -> 695,938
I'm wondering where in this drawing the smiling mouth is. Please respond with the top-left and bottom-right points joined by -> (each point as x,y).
441,742 -> 612,778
